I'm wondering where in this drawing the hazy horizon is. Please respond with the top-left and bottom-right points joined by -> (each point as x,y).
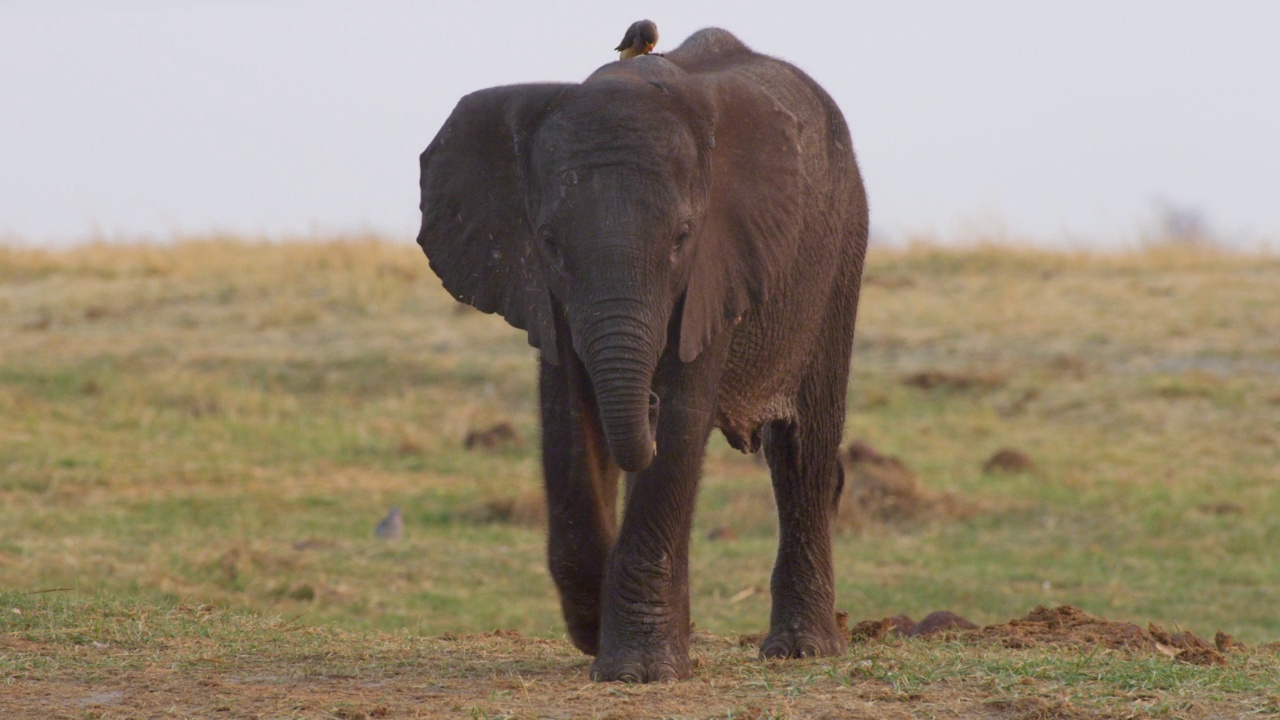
3,2 -> 1278,249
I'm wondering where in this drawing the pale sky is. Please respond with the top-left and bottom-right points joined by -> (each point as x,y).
2,1 -> 1278,248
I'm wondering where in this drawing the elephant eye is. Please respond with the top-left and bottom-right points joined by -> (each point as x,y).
671,222 -> 691,259
539,227 -> 561,261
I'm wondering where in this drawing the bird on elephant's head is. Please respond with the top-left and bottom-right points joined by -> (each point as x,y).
615,19 -> 658,60
416,27 -> 868,683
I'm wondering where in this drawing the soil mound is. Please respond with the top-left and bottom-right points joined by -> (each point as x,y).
1148,623 -> 1229,666
983,448 -> 1035,474
979,605 -> 1153,652
839,440 -> 980,528
902,369 -> 1006,392
912,610 -> 979,636
848,605 -> 1234,666
464,422 -> 522,451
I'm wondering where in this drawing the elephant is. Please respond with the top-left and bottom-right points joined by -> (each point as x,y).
416,27 -> 869,682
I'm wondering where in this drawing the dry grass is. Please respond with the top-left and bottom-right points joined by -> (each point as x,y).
3,236 -> 1280,715
4,593 -> 1277,719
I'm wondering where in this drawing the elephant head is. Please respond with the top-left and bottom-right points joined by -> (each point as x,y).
417,60 -> 806,472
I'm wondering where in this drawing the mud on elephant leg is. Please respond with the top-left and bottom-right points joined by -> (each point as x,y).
540,357 -> 620,656
589,366 -> 718,682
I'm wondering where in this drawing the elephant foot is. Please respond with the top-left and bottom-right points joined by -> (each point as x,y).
760,618 -> 848,660
590,647 -> 691,683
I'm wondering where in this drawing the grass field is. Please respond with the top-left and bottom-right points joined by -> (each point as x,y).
2,237 -> 1278,717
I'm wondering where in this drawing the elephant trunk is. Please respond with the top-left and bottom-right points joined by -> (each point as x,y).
582,326 -> 662,473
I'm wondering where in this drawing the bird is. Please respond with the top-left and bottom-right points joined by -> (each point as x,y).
374,507 -> 404,540
615,19 -> 658,60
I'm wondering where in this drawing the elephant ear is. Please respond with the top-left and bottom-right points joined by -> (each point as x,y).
417,83 -> 571,362
678,76 -> 806,363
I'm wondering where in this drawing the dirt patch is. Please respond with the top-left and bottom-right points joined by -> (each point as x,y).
978,605 -> 1158,652
334,706 -> 391,720
1214,630 -> 1244,653
902,369 -> 1007,392
849,605 -> 1235,667
983,448 -> 1036,474
996,388 -> 1040,417
1045,354 -> 1091,380
838,440 -> 981,529
1148,623 -> 1229,666
983,696 -> 1094,720
3,603 -> 1275,720
214,545 -> 300,585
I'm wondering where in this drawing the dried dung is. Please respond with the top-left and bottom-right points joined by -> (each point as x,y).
1215,630 -> 1245,652
849,617 -> 894,644
848,611 -> 977,643
1149,623 -> 1228,666
911,610 -> 979,636
889,615 -> 918,636
1173,645 -> 1228,666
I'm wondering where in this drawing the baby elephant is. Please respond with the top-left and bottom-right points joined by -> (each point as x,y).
416,27 -> 868,682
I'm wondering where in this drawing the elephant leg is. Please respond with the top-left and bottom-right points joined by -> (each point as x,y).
759,341 -> 853,659
540,354 -> 620,656
590,361 -> 719,682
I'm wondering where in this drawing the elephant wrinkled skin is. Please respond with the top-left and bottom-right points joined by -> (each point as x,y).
416,28 -> 869,682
